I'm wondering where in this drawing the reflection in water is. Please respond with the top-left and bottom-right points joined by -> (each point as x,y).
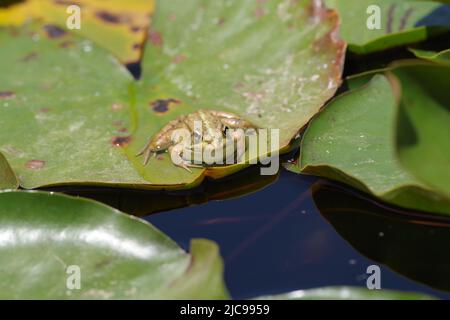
50,164 -> 278,216
313,180 -> 450,295
143,171 -> 450,299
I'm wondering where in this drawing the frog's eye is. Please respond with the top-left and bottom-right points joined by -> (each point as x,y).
193,131 -> 202,142
223,126 -> 229,135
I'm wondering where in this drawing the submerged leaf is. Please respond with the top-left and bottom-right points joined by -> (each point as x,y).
0,191 -> 228,299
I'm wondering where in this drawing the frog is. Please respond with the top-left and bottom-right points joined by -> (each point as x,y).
136,109 -> 257,171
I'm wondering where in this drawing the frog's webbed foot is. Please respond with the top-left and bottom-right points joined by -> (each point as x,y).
169,145 -> 203,173
136,142 -> 155,166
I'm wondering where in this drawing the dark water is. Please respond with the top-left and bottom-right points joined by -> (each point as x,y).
143,170 -> 450,299
62,165 -> 450,300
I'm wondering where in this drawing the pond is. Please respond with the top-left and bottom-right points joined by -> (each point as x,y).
63,166 -> 450,300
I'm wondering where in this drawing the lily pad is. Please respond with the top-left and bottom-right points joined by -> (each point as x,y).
125,0 -> 345,185
395,64 -> 450,200
325,0 -> 446,54
0,190 -> 228,299
0,0 -> 155,64
0,25 -> 149,189
0,152 -> 18,190
254,286 -> 435,300
288,72 -> 450,215
409,48 -> 450,65
0,0 -> 345,189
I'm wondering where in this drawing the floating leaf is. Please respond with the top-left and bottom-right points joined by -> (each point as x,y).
0,25 -> 149,189
0,190 -> 228,299
0,0 -> 344,189
288,72 -> 450,215
395,64 -> 450,200
409,48 -> 450,65
254,286 -> 436,300
313,180 -> 450,293
325,0 -> 446,54
0,0 -> 155,64
126,0 -> 345,185
0,152 -> 18,190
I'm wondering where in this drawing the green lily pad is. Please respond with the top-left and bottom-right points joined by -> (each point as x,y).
409,48 -> 450,65
0,152 -> 18,190
395,64 -> 450,200
0,0 -> 344,189
0,24 -> 150,189
126,0 -> 346,185
254,286 -> 436,300
0,190 -> 228,299
288,72 -> 450,215
325,0 -> 445,54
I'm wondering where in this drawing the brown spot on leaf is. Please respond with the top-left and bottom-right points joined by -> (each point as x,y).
113,120 -> 123,127
399,8 -> 414,31
39,107 -> 51,113
96,11 -> 124,24
156,155 -> 164,161
133,43 -> 141,50
0,91 -> 15,99
130,26 -> 141,33
148,30 -> 163,47
168,13 -> 177,21
254,6 -> 265,18
26,160 -> 45,169
118,127 -> 128,133
387,4 -> 396,33
43,24 -> 67,39
172,54 -> 187,64
21,52 -> 38,62
111,103 -> 124,111
151,99 -> 180,113
59,40 -> 75,48
54,0 -> 81,6
111,136 -> 131,147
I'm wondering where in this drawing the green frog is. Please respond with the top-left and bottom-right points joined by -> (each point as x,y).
137,109 -> 257,171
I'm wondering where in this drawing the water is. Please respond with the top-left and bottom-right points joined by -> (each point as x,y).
143,170 -> 450,299
63,168 -> 450,299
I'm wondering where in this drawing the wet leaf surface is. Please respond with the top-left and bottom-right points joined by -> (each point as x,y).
0,191 -> 228,299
